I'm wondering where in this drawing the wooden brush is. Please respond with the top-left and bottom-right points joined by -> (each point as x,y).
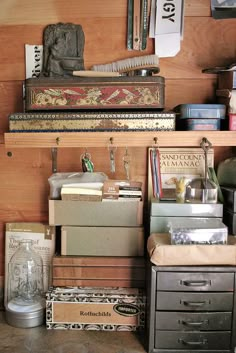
90,54 -> 160,74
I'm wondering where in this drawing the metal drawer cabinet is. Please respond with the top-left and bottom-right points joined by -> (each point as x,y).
147,265 -> 236,353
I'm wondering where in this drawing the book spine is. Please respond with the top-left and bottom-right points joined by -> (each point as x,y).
61,188 -> 102,195
118,195 -> 142,200
61,194 -> 102,201
119,190 -> 142,196
119,186 -> 142,191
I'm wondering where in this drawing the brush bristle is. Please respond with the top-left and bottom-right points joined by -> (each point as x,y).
91,54 -> 159,73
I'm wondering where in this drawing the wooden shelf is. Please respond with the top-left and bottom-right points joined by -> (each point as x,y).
4,131 -> 236,148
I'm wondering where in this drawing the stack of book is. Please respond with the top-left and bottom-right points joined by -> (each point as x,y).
61,182 -> 103,201
102,180 -> 143,201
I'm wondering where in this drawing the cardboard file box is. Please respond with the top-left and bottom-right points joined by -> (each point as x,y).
46,287 -> 146,331
52,256 -> 146,288
49,200 -> 143,226
61,226 -> 144,256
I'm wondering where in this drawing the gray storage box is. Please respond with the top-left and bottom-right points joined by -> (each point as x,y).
49,200 -> 143,226
150,200 -> 223,217
61,226 -> 144,256
150,200 -> 223,233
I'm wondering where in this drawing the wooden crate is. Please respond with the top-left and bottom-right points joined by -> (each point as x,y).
52,255 -> 146,288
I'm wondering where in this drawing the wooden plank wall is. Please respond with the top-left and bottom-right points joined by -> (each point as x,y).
0,0 -> 236,295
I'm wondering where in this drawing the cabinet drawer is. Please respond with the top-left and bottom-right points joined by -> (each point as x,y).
155,331 -> 231,350
156,272 -> 234,291
156,292 -> 233,311
155,311 -> 232,330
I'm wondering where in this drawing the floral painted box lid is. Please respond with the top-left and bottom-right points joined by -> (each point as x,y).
25,76 -> 165,111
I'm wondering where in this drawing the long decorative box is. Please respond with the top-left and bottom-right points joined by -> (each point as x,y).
46,287 -> 146,331
25,76 -> 165,111
52,256 -> 146,288
9,111 -> 175,132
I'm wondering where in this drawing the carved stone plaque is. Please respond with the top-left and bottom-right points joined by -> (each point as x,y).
42,23 -> 85,77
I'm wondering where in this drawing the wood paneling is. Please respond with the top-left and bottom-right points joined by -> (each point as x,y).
0,0 -> 210,26
1,16 -> 236,81
184,0 -> 211,17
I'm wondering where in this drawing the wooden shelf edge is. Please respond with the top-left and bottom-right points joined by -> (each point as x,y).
4,131 -> 236,148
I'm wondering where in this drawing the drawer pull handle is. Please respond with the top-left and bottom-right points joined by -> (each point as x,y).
182,300 -> 209,307
181,280 -> 211,287
178,338 -> 207,346
181,319 -> 208,327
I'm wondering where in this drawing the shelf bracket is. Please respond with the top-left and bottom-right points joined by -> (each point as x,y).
51,147 -> 58,173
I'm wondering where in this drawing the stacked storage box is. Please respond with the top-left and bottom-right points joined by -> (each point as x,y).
150,198 -> 223,234
47,194 -> 146,331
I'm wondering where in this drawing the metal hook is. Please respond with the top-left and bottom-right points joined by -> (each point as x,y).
51,148 -> 58,173
200,137 -> 212,152
153,136 -> 159,150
